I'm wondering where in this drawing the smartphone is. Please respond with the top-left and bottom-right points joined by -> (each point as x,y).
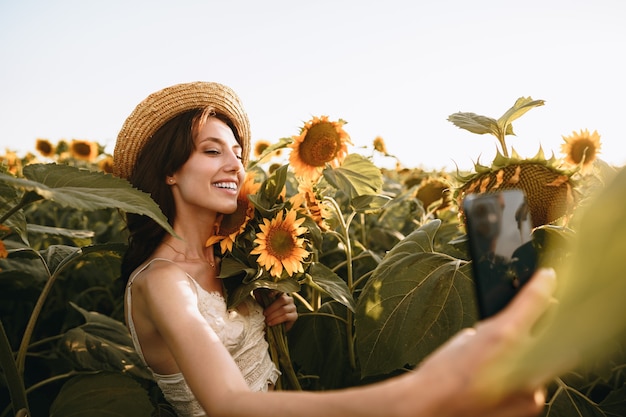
463,189 -> 537,319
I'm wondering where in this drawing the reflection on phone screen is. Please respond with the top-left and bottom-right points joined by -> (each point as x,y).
463,190 -> 537,318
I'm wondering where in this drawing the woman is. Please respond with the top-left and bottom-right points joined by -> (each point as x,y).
113,81 -> 556,417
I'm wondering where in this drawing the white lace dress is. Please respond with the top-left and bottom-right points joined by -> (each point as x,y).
126,258 -> 280,417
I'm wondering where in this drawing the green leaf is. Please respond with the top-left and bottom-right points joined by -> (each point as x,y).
41,244 -> 83,275
496,96 -> 545,131
0,163 -> 174,235
32,243 -> 125,278
545,382 -> 606,417
356,220 -> 477,377
228,278 -> 300,309
447,112 -> 500,137
600,384 -> 626,416
59,303 -> 152,380
0,180 -> 29,244
288,302 -> 357,389
50,372 -> 154,417
351,194 -> 392,213
26,224 -> 95,239
323,154 -> 383,199
303,263 -> 355,312
248,137 -> 293,169
219,256 -> 259,281
251,164 -> 289,211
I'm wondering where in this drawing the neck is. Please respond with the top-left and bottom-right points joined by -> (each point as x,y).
161,236 -> 217,268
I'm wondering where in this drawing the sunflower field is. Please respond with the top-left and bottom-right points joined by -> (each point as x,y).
1,97 -> 625,416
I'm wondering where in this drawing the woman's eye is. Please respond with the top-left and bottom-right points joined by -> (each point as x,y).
204,149 -> 220,155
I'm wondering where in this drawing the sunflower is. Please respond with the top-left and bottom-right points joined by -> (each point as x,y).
561,129 -> 601,173
1,150 -> 21,175
250,209 -> 309,279
97,155 -> 114,173
206,174 -> 260,253
254,140 -> 271,158
69,139 -> 99,162
35,138 -> 56,158
268,163 -> 282,175
373,136 -> 388,154
289,115 -> 352,181
457,150 -> 577,227
290,180 -> 330,231
416,177 -> 452,211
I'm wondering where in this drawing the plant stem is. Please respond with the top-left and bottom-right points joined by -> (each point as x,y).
324,197 -> 357,370
259,290 -> 302,390
269,324 -> 301,390
16,247 -> 82,376
497,129 -> 509,158
291,292 -> 315,312
0,320 -> 30,417
0,191 -> 43,225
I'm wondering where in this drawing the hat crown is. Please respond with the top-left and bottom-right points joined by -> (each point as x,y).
113,81 -> 250,179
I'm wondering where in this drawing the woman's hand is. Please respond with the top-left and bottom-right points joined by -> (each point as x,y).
262,292 -> 298,331
400,267 -> 558,417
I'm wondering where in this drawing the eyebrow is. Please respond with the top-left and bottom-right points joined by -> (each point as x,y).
197,136 -> 242,152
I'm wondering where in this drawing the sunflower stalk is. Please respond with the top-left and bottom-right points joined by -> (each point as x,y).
325,196 -> 358,370
0,320 -> 29,417
0,190 -> 43,225
258,290 -> 302,390
496,129 -> 509,158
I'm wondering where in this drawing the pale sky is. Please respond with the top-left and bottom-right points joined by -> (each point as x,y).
1,0 -> 624,171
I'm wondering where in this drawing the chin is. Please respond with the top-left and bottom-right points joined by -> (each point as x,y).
220,204 -> 239,215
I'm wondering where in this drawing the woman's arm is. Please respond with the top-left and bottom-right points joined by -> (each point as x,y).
140,266 -> 556,417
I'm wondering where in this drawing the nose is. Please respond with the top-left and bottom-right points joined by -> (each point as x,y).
224,149 -> 243,173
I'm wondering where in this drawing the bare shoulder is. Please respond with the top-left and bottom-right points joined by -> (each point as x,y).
130,259 -> 198,309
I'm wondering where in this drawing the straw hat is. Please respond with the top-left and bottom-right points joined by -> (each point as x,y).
113,81 -> 251,179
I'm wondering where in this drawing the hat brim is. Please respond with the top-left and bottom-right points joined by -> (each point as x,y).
113,81 -> 250,179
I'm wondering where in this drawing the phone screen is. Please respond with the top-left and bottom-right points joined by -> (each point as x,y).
463,189 -> 537,319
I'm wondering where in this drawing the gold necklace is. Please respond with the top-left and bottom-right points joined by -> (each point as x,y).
162,240 -> 216,269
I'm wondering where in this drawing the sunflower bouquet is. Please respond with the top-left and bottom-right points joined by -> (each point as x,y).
207,115 -> 379,390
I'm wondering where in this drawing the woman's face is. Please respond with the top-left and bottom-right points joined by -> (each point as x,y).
167,117 -> 245,216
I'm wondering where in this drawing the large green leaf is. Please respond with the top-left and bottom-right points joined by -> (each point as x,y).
0,163 -> 173,235
50,372 -> 154,417
303,262 -> 355,312
59,303 -> 152,380
356,220 -> 477,377
323,154 -> 383,200
288,302 -> 357,389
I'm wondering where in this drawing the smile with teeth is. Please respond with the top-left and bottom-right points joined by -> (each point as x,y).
214,182 -> 238,191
